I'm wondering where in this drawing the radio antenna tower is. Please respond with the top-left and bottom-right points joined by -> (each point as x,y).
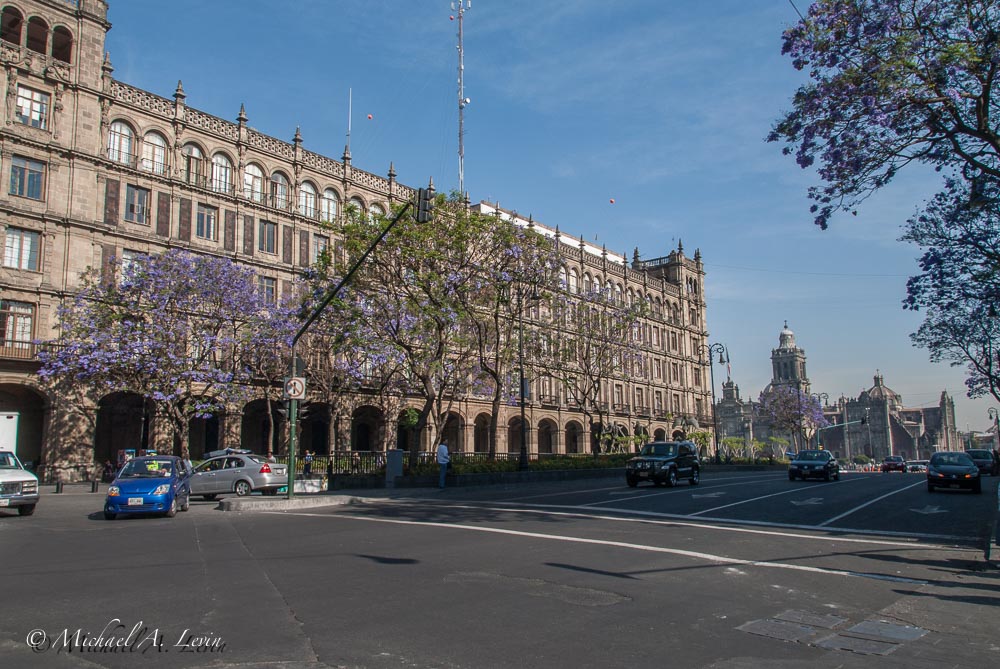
454,1 -> 471,196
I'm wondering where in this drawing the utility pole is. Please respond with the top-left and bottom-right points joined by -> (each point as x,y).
453,1 -> 471,196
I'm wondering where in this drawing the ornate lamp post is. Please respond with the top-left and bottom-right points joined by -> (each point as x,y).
698,342 -> 727,463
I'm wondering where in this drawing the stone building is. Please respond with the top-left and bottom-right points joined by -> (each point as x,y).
0,0 -> 713,479
715,323 -> 960,461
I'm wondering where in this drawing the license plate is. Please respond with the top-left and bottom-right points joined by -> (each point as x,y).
0,499 -> 8,507
277,486 -> 287,494
127,497 -> 144,506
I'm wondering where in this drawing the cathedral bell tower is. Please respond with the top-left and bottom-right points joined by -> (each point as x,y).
770,321 -> 810,395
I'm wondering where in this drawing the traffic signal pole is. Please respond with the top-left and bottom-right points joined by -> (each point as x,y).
284,186 -> 434,498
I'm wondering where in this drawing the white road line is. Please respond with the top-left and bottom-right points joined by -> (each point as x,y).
506,472 -> 786,503
818,479 -> 928,526
371,499 -> 971,546
580,475 -> 793,507
270,510 -> 929,585
688,476 -> 865,516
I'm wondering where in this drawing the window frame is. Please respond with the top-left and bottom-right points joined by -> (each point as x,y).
258,220 -> 277,254
107,121 -> 134,165
124,184 -> 151,225
15,85 -> 49,130
9,155 -> 45,200
0,299 -> 35,358
3,227 -> 40,271
140,132 -> 168,175
196,203 -> 218,241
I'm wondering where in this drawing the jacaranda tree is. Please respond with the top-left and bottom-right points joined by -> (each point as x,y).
771,1 -> 1000,407
757,386 -> 828,451
769,0 -> 1000,229
37,249 -> 293,459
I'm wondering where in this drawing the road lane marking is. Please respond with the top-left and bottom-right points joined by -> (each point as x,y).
910,506 -> 948,515
790,498 -> 823,506
505,473 -> 787,503
273,510 -> 929,585
580,475 -> 796,507
818,479 -> 927,527
689,477 -> 865,516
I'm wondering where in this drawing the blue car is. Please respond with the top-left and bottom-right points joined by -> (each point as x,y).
104,456 -> 191,520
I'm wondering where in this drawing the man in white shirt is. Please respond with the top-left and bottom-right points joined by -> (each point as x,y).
436,439 -> 450,489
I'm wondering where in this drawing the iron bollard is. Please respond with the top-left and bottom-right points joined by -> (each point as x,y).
55,481 -> 63,494
91,480 -> 99,493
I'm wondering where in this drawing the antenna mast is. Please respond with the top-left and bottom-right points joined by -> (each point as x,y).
454,1 -> 471,196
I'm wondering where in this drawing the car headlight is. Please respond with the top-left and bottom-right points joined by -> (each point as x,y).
153,484 -> 171,495
108,485 -> 120,496
22,481 -> 37,493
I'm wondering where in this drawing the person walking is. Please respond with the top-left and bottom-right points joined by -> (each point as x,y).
436,439 -> 450,489
303,450 -> 313,478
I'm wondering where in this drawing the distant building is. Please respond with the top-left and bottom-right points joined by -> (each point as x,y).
715,324 -> 960,460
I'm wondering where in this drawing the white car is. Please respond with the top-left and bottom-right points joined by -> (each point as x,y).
0,450 -> 39,516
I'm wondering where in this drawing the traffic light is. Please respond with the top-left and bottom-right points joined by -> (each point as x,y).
860,416 -> 867,424
416,187 -> 434,223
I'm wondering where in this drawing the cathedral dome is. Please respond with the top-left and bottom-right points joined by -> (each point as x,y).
778,320 -> 796,349
866,372 -> 902,409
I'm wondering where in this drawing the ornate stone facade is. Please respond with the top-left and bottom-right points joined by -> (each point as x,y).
0,1 -> 714,479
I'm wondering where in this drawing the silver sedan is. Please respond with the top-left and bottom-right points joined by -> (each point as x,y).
190,454 -> 288,499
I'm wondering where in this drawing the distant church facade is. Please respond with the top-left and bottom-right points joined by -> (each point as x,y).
715,323 -> 960,461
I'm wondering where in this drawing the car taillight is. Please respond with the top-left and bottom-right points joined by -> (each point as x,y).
259,464 -> 271,474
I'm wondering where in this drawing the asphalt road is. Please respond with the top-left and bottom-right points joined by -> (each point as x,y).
1,470 -> 998,669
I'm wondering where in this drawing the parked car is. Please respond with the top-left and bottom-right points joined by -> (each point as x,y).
880,455 -> 906,473
0,450 -> 39,516
788,449 -> 840,481
190,453 -> 288,499
964,449 -> 999,476
906,460 -> 928,473
104,455 -> 191,520
625,441 -> 700,487
927,451 -> 981,493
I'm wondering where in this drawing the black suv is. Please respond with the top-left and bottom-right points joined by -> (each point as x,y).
626,441 -> 700,487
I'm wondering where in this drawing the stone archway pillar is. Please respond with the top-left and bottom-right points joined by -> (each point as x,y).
223,402 -> 242,450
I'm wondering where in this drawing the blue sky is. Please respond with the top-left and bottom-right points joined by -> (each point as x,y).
104,1 -> 995,433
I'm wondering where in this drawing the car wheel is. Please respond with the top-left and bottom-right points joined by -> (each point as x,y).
234,480 -> 252,497
104,510 -> 116,520
626,474 -> 638,488
788,472 -> 797,481
18,504 -> 35,516
202,494 -> 217,501
180,495 -> 190,512
665,468 -> 677,488
689,468 -> 700,485
165,497 -> 177,518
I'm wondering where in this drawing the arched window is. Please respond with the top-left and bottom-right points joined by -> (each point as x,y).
243,164 -> 264,202
51,26 -> 72,63
558,266 -> 568,289
107,121 -> 134,165
569,268 -> 579,294
25,17 -> 46,54
140,132 -> 167,175
348,196 -> 365,218
270,172 -> 289,209
368,203 -> 385,222
583,273 -> 592,294
321,188 -> 339,222
299,182 -> 317,218
211,154 -> 233,193
183,144 -> 204,186
1,8 -> 23,45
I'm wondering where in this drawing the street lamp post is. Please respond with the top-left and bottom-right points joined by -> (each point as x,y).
698,342 -> 727,463
989,407 -> 999,453
810,392 -> 829,448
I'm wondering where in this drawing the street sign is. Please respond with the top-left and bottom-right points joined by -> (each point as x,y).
284,377 -> 306,400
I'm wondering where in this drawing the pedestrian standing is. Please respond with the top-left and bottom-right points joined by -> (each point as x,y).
303,450 -> 313,478
436,439 -> 450,489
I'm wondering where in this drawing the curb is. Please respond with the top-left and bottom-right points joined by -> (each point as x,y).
216,494 -> 363,512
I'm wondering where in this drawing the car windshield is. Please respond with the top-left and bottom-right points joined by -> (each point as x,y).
639,443 -> 677,457
0,452 -> 23,469
118,459 -> 174,478
966,450 -> 991,459
886,456 -> 903,462
795,450 -> 827,461
931,453 -> 973,466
